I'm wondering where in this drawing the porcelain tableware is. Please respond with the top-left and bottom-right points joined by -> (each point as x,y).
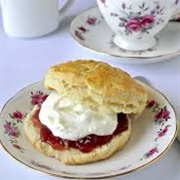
70,8 -> 180,64
96,0 -> 180,51
0,80 -> 177,179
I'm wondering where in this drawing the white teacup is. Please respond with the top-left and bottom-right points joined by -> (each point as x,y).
97,0 -> 180,51
0,0 -> 73,38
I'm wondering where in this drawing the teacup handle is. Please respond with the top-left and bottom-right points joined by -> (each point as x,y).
58,0 -> 73,22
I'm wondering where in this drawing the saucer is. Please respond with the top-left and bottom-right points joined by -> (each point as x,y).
70,8 -> 180,64
0,81 -> 177,179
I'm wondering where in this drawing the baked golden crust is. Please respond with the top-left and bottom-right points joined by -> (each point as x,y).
44,60 -> 148,115
24,106 -> 131,165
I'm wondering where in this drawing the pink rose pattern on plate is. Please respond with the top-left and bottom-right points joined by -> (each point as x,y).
141,147 -> 159,160
145,147 -> 159,158
31,91 -> 48,106
146,100 -> 170,125
9,111 -> 26,123
4,121 -> 19,137
3,91 -> 48,153
155,125 -> 171,141
140,99 -> 171,159
3,113 -> 24,152
74,16 -> 99,41
74,30 -> 85,41
87,17 -> 98,25
104,1 -> 165,38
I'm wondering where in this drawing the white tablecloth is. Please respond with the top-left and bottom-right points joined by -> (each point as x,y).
0,1 -> 180,180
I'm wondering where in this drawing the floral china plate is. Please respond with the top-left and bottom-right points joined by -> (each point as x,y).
70,8 -> 180,64
0,81 -> 177,179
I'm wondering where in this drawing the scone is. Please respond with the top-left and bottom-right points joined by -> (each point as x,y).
24,60 -> 148,165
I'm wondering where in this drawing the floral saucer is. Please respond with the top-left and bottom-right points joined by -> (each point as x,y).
0,81 -> 177,179
70,8 -> 180,64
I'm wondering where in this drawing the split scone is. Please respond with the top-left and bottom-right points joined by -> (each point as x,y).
24,60 -> 148,165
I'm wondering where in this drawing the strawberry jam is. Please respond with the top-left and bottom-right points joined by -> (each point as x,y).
33,110 -> 128,153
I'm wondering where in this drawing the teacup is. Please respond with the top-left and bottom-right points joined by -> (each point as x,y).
97,0 -> 180,51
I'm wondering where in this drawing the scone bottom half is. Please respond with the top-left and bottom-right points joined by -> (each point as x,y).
24,106 -> 131,165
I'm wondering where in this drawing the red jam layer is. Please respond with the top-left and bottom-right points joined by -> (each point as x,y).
32,110 -> 128,153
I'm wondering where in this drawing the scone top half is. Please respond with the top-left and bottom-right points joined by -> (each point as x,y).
44,60 -> 148,116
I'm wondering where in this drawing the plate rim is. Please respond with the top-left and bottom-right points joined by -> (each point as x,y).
0,80 -> 177,179
70,7 -> 180,61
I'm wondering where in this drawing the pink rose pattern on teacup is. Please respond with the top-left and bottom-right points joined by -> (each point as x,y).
126,19 -> 143,32
101,1 -> 165,38
141,15 -> 155,28
125,15 -> 155,33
